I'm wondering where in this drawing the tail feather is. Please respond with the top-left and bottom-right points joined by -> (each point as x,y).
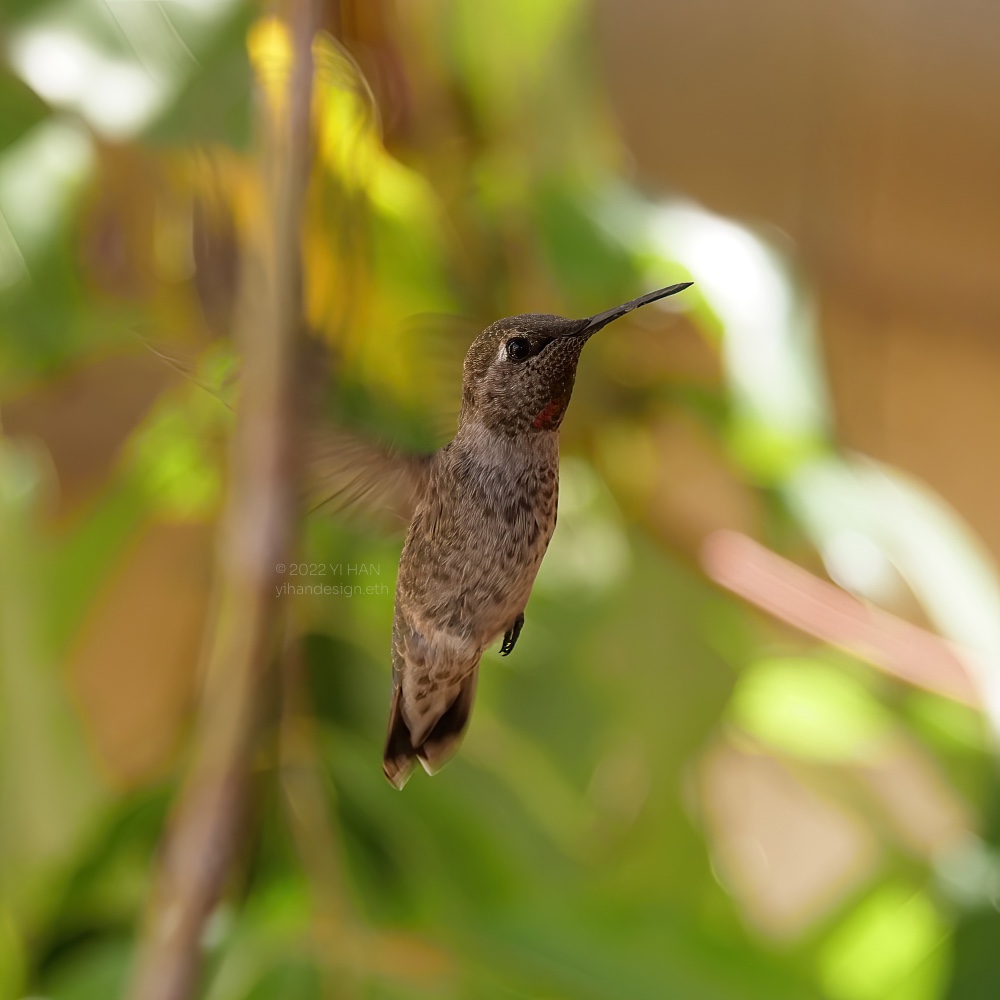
382,670 -> 478,789
383,685 -> 417,790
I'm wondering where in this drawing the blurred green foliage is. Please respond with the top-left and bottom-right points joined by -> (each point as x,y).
2,1 -> 1000,999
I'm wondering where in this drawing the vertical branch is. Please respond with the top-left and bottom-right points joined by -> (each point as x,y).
128,3 -> 317,999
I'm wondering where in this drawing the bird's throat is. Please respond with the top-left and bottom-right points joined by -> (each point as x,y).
531,395 -> 568,430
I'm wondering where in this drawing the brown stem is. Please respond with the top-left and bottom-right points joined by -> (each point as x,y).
127,4 -> 318,999
701,529 -> 979,706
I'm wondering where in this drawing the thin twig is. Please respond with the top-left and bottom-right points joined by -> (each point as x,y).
127,4 -> 318,999
701,530 -> 980,706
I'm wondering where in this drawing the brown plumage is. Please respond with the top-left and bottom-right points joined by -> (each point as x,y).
379,284 -> 693,788
138,285 -> 695,788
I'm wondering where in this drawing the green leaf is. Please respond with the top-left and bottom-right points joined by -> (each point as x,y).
729,657 -> 893,762
819,886 -> 949,1000
0,71 -> 49,153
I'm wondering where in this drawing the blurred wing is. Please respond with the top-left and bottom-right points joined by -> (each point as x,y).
136,333 -> 432,532
396,313 -> 477,440
303,426 -> 432,531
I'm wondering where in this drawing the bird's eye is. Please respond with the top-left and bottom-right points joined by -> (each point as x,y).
506,337 -> 531,362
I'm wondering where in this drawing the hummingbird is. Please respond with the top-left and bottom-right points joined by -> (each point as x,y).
141,283 -> 693,788
363,283 -> 694,789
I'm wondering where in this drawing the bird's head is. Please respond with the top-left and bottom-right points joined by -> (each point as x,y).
459,283 -> 693,436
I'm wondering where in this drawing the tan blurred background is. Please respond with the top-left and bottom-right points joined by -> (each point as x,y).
597,0 -> 1000,555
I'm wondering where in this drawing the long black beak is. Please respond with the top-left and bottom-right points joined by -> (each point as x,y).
580,282 -> 693,335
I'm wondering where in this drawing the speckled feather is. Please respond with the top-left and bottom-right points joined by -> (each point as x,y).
138,285 -> 692,783
382,320 -> 584,788
381,285 -> 693,788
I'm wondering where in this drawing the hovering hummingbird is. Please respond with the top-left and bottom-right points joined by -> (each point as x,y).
144,283 -> 693,788
323,283 -> 693,789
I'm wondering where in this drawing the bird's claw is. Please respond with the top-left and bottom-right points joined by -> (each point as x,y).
500,612 -> 524,656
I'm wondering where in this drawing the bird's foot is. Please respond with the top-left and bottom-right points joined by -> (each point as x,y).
500,613 -> 524,656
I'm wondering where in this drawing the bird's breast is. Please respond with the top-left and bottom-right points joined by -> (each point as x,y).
395,438 -> 559,647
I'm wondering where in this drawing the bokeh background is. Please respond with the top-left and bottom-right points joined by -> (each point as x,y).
2,0 -> 1000,997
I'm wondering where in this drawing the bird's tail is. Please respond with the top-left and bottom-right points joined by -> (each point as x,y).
382,670 -> 478,790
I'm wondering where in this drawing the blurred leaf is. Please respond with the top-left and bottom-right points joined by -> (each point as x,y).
42,788 -> 171,944
729,656 -> 893,762
533,182 -> 636,310
242,958 -> 321,1000
0,70 -> 49,153
44,478 -> 149,654
41,936 -> 131,1000
303,631 -> 384,734
0,441 -> 104,914
126,391 -> 226,521
145,5 -> 254,149
944,908 -> 1000,1000
907,694 -> 989,756
0,906 -> 27,999
448,0 -> 582,127
785,458 -> 1000,713
819,886 -> 949,1000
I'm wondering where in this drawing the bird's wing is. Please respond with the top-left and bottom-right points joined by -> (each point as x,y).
136,332 -> 434,532
303,427 -> 432,531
